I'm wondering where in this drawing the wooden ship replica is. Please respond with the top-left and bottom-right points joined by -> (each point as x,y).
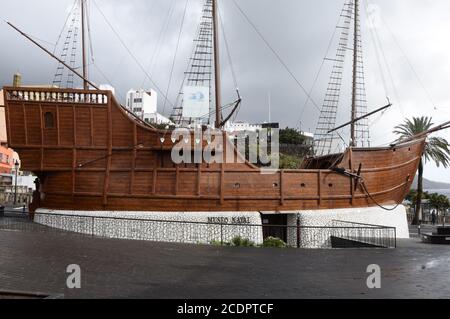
2,0 -> 436,214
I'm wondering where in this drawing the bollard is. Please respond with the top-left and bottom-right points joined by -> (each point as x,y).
418,225 -> 421,235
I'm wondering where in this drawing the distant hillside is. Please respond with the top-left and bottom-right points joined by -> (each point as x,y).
412,176 -> 450,190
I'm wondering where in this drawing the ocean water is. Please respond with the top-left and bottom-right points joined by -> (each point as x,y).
426,189 -> 450,200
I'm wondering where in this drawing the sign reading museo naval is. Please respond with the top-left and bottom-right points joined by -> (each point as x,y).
182,86 -> 209,118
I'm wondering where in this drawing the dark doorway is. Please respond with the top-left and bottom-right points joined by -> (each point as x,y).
262,214 -> 287,242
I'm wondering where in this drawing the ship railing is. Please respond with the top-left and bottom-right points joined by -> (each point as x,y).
5,89 -> 108,105
0,210 -> 396,249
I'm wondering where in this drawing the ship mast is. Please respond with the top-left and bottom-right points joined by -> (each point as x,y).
81,0 -> 89,90
212,0 -> 222,129
350,0 -> 359,147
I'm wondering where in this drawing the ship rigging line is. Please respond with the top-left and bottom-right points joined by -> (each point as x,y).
298,0 -> 347,123
363,0 -> 404,121
361,181 -> 404,211
162,0 -> 189,116
218,4 -> 239,93
141,0 -> 176,88
86,0 -> 95,63
231,0 -> 319,110
91,0 -> 175,109
218,2 -> 241,122
53,0 -> 78,55
377,6 -> 437,111
231,0 -> 347,148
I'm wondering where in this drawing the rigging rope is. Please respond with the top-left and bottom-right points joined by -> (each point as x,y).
162,0 -> 190,116
53,0 -> 78,55
231,0 -> 348,148
378,10 -> 437,111
218,4 -> 239,92
298,0 -> 347,123
92,0 -> 175,108
364,3 -> 389,99
25,34 -> 56,48
361,181 -> 404,211
141,0 -> 177,88
218,2 -> 241,122
86,0 -> 95,63
231,0 -> 320,111
363,0 -> 404,120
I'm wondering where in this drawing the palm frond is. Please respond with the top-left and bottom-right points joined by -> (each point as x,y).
394,116 -> 450,168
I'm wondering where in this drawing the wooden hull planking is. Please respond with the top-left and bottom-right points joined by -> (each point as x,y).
3,87 -> 424,212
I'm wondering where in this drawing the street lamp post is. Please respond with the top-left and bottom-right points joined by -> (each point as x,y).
13,160 -> 19,205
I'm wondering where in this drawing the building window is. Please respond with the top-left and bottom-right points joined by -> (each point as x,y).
134,98 -> 143,103
44,112 -> 55,129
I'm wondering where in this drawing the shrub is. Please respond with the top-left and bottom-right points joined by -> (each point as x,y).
263,236 -> 287,248
231,236 -> 255,247
210,240 -> 223,246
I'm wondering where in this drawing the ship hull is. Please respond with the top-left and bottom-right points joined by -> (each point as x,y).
3,87 -> 424,212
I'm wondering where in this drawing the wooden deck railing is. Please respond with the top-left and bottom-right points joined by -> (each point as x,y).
5,88 -> 108,105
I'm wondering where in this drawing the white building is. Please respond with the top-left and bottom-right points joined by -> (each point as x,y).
224,121 -> 263,134
144,112 -> 173,125
99,84 -> 116,96
126,89 -> 173,125
126,89 -> 157,119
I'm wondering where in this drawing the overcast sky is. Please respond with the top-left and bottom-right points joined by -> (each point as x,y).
1,0 -> 449,183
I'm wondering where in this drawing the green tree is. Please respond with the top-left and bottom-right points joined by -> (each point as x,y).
429,193 -> 450,226
279,154 -> 303,169
394,116 -> 450,225
279,128 -> 306,145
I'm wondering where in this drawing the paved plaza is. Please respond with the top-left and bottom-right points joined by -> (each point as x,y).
0,219 -> 449,299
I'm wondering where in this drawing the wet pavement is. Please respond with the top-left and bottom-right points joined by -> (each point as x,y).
0,218 -> 449,299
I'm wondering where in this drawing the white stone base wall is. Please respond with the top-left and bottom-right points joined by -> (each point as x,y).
34,210 -> 264,245
35,206 -> 407,248
286,205 -> 409,248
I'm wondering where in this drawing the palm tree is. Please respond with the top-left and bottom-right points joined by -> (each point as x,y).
394,116 -> 450,225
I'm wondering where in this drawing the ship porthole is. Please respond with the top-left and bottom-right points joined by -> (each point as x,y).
328,183 -> 333,188
300,183 -> 306,188
44,112 -> 55,128
234,183 -> 240,189
272,183 -> 278,188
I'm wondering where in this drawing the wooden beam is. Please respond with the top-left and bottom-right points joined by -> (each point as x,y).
39,103 -> 44,171
72,105 -> 77,194
349,148 -> 354,205
280,170 -> 285,206
175,166 -> 179,195
56,106 -> 61,146
103,97 -> 113,206
130,123 -> 137,194
22,104 -> 28,144
90,106 -> 94,146
152,168 -> 157,195
318,170 -> 322,207
197,165 -> 202,196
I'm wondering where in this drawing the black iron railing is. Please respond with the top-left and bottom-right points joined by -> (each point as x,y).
331,220 -> 396,248
0,210 -> 396,249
